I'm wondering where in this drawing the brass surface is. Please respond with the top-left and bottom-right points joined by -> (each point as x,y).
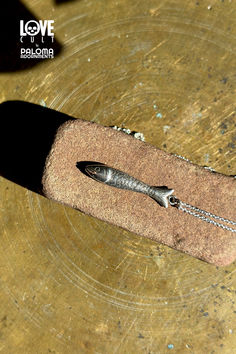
0,0 -> 236,353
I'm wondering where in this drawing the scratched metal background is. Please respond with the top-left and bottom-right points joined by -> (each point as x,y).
0,0 -> 236,353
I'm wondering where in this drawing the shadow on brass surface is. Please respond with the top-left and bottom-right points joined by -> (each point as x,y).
0,101 -> 72,192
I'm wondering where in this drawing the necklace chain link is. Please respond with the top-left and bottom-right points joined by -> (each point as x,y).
169,196 -> 236,233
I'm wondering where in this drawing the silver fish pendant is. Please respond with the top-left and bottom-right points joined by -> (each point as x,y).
85,163 -> 174,208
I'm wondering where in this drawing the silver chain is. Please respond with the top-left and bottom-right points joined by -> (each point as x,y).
169,196 -> 236,233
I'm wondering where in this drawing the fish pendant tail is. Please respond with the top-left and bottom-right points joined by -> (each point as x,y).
150,186 -> 174,208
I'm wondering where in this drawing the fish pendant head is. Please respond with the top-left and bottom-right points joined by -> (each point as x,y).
85,163 -> 109,183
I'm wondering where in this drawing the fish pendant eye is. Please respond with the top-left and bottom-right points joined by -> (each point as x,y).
95,167 -> 101,172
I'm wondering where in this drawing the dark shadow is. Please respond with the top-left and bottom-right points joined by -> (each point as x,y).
0,101 -> 74,193
0,0 -> 62,72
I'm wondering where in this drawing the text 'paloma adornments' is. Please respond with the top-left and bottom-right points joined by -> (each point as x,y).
20,20 -> 54,59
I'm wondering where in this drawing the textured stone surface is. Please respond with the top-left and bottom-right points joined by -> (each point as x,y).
42,119 -> 236,266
